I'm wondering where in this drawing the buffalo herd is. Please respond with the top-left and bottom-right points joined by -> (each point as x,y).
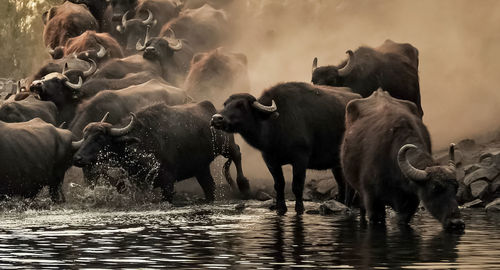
0,0 -> 464,231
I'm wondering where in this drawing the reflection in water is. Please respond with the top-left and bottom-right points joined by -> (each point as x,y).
0,204 -> 497,269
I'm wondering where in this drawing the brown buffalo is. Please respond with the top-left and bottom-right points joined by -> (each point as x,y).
341,90 -> 464,230
43,1 -> 98,56
63,31 -> 124,63
184,48 -> 250,105
160,4 -> 229,53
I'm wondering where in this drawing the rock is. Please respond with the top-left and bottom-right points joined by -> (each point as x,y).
461,198 -> 484,208
480,157 -> 493,167
456,182 -> 473,204
470,180 -> 490,198
306,209 -> 320,215
480,149 -> 500,170
457,139 -> 477,151
319,200 -> 349,215
254,190 -> 273,201
485,198 -> 500,212
464,164 -> 481,175
316,178 -> 336,195
490,176 -> 500,193
463,166 -> 499,186
235,203 -> 246,211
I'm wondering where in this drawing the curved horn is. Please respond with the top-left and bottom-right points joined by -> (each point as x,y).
82,59 -> 97,77
100,112 -> 110,123
252,100 -> 277,113
312,57 -> 318,73
338,50 -> 354,77
136,25 -> 151,51
397,144 -> 429,181
167,38 -> 183,51
96,43 -> 107,58
448,143 -> 456,170
109,113 -> 136,136
165,28 -> 176,39
47,46 -> 55,56
141,9 -> 155,25
64,76 -> 83,89
121,10 -> 131,29
72,138 -> 83,150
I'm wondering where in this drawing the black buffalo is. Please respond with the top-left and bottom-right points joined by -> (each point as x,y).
66,0 -> 111,32
0,118 -> 77,202
211,82 -> 360,214
0,94 -> 58,125
116,0 -> 182,54
69,79 -> 190,138
93,29 -> 192,87
312,39 -> 422,116
72,101 -> 251,202
341,90 -> 464,230
30,60 -> 97,125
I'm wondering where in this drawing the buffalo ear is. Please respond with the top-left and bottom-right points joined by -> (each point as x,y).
345,99 -> 361,127
234,53 -> 248,66
42,7 -> 58,25
114,135 -> 141,145
399,99 -> 420,117
191,53 -> 205,65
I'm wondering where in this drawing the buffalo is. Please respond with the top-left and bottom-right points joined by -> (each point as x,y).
211,82 -> 361,214
160,4 -> 229,53
0,94 -> 58,125
341,90 -> 464,230
63,31 -> 124,63
184,48 -> 250,105
72,101 -> 251,202
93,29 -> 191,87
117,0 -> 182,54
43,1 -> 98,56
0,118 -> 77,202
69,79 -> 190,138
30,59 -> 97,125
311,39 -> 422,116
66,0 -> 111,32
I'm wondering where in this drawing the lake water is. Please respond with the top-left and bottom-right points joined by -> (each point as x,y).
0,200 -> 498,269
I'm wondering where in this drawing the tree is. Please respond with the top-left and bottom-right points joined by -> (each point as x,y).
0,0 -> 62,79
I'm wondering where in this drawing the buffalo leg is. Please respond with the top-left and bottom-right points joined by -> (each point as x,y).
157,167 -> 176,202
364,194 -> 386,224
227,144 -> 251,195
195,167 -> 216,202
332,167 -> 354,206
49,182 -> 65,203
395,195 -> 419,224
292,157 -> 308,215
263,156 -> 287,215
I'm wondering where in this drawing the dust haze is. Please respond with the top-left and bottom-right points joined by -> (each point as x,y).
210,0 -> 500,181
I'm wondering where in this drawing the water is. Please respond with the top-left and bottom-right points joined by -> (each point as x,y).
0,201 -> 498,269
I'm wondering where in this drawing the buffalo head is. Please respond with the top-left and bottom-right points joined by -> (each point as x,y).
398,143 -> 464,231
139,28 -> 182,61
117,9 -> 156,52
29,59 -> 96,107
111,0 -> 138,21
211,93 -> 278,133
311,50 -> 354,85
73,112 -> 139,167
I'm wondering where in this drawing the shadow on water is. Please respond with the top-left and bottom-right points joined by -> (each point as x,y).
0,203 -> 497,269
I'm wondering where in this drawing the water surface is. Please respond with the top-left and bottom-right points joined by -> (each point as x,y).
0,202 -> 498,269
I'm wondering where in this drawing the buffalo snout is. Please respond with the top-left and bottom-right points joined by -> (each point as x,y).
211,114 -> 225,129
445,218 -> 465,231
73,154 -> 89,167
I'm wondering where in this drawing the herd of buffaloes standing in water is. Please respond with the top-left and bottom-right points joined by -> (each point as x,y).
0,0 -> 465,231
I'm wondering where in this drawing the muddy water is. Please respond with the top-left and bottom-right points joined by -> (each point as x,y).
0,202 -> 498,269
